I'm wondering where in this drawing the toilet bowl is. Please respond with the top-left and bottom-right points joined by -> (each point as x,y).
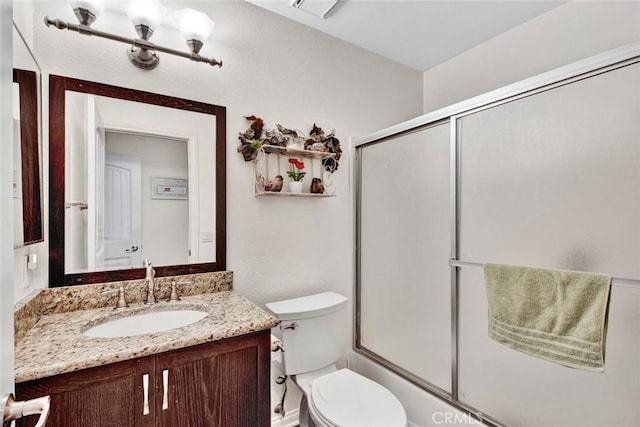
303,368 -> 406,427
266,292 -> 407,427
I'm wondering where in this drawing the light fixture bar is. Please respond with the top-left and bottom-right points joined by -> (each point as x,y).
44,16 -> 223,67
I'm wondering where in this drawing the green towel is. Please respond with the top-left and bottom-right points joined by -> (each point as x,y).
483,263 -> 612,372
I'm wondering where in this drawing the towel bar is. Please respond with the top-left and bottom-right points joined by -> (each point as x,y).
448,259 -> 640,290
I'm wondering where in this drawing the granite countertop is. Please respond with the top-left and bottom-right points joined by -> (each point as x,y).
15,290 -> 279,383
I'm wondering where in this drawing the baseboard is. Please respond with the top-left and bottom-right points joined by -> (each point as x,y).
271,408 -> 299,427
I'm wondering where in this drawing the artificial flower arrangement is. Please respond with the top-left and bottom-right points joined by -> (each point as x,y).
287,158 -> 306,182
238,115 -> 342,172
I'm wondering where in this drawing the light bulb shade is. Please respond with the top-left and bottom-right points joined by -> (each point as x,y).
128,0 -> 166,34
175,9 -> 214,54
70,0 -> 104,25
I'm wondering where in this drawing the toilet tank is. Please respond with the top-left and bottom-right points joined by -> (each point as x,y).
266,292 -> 348,375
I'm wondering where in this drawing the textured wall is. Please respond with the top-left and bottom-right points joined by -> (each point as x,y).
422,1 -> 640,113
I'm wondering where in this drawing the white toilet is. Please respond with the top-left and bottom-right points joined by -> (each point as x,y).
266,292 -> 407,427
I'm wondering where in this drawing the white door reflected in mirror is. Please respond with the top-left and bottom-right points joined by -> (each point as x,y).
64,93 -> 215,273
103,154 -> 143,269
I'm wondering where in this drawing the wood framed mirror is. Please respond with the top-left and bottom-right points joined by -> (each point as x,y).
49,75 -> 226,286
13,68 -> 43,246
13,21 -> 44,248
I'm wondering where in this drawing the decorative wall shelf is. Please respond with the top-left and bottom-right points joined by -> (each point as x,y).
255,191 -> 334,198
254,145 -> 337,197
261,145 -> 337,160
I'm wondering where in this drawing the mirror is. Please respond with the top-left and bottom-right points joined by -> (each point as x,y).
49,75 -> 226,286
13,24 -> 43,247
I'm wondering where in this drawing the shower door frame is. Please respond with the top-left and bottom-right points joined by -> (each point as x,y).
353,41 -> 640,427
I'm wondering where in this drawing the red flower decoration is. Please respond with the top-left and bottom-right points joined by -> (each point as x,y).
288,158 -> 304,170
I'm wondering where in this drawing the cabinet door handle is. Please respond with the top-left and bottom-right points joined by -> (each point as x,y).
2,393 -> 50,427
162,369 -> 169,410
142,373 -> 150,415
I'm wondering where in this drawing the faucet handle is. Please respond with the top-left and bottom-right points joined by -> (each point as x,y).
101,286 -> 128,310
167,280 -> 193,302
168,280 -> 180,302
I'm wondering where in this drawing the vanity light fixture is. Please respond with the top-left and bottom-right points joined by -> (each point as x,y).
45,0 -> 222,70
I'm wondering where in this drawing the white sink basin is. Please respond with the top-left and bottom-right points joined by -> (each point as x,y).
83,310 -> 209,338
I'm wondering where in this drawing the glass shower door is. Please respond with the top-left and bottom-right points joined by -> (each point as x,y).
456,61 -> 640,426
358,122 -> 452,393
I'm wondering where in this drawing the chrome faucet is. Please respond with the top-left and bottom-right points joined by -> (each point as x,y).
143,258 -> 157,304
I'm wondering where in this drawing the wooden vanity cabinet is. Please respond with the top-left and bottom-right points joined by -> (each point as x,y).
16,357 -> 155,427
16,331 -> 271,427
156,331 -> 270,426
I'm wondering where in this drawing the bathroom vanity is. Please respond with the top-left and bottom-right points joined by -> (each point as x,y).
13,275 -> 278,427
16,332 -> 269,427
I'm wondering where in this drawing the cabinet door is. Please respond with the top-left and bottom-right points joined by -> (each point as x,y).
16,357 -> 155,427
156,331 -> 270,427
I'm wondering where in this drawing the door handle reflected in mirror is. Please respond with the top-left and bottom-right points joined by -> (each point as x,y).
125,245 -> 139,253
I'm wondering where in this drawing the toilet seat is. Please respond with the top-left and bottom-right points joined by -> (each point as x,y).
308,369 -> 406,427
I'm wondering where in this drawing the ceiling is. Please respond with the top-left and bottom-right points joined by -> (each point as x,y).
247,0 -> 563,72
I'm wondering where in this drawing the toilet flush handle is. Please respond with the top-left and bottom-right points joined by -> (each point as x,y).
272,338 -> 285,352
280,322 -> 298,331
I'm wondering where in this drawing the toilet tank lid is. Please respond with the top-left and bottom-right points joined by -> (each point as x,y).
266,292 -> 348,321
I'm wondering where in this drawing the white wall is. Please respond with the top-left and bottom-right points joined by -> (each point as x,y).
12,220 -> 47,299
422,1 -> 640,113
13,0 -> 33,48
1,0 -> 15,395
106,132 -> 190,266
